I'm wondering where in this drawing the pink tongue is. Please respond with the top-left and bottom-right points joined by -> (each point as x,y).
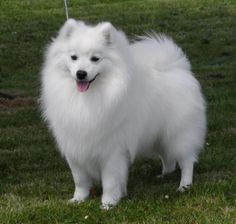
76,81 -> 90,92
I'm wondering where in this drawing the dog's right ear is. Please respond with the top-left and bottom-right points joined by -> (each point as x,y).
99,22 -> 115,46
58,19 -> 78,39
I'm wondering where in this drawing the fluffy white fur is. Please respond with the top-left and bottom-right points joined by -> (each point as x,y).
41,19 -> 206,209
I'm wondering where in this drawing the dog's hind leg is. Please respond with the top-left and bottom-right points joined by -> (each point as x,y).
162,158 -> 176,175
156,145 -> 176,178
177,157 -> 194,192
157,156 -> 176,178
172,130 -> 202,192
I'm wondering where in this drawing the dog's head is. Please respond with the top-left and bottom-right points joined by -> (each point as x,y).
48,19 -> 130,93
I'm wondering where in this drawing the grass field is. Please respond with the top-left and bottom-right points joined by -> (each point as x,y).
0,0 -> 236,223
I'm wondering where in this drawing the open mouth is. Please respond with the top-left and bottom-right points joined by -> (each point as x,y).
76,74 -> 99,92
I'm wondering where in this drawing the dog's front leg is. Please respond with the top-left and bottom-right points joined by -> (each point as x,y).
101,151 -> 130,209
66,157 -> 92,203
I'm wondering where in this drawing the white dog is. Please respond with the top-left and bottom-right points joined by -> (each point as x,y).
41,19 -> 206,209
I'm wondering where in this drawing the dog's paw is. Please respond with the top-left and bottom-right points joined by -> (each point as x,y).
68,197 -> 85,204
101,194 -> 120,210
156,174 -> 164,179
68,186 -> 90,204
177,184 -> 192,192
101,203 -> 115,210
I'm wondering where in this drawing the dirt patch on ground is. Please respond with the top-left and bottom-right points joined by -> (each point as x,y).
0,92 -> 38,109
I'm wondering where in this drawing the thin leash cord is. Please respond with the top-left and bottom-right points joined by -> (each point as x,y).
64,0 -> 69,20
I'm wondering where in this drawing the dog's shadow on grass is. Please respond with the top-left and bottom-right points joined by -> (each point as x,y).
126,159 -> 181,201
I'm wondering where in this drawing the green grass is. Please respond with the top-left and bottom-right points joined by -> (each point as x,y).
0,0 -> 236,223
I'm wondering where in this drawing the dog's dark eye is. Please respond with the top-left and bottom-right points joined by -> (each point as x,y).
71,55 -> 78,60
91,56 -> 100,62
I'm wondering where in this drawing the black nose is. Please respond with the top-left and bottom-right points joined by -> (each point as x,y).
76,70 -> 87,80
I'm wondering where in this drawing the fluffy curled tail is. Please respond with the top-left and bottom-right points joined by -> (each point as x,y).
131,33 -> 191,72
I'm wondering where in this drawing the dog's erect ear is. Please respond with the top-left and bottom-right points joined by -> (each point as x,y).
58,19 -> 78,39
99,22 -> 115,45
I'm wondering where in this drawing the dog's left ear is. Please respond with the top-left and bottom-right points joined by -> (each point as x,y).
99,22 -> 115,45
